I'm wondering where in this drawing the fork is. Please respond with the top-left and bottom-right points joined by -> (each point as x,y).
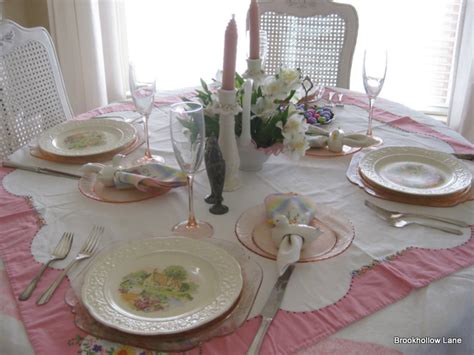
380,215 -> 463,235
37,226 -> 104,305
365,200 -> 469,227
19,232 -> 74,301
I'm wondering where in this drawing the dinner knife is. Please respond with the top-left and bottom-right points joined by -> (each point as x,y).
247,264 -> 295,355
2,161 -> 82,179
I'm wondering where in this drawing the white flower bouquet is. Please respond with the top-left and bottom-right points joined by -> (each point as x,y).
194,68 -> 310,159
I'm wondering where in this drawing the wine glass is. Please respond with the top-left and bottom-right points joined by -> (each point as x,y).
362,48 -> 387,145
170,102 -> 213,238
314,82 -> 325,104
129,63 -> 165,164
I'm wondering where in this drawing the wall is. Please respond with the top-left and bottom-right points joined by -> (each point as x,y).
27,0 -> 49,29
2,0 -> 49,30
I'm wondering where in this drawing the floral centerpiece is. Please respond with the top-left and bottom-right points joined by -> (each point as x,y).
193,68 -> 310,159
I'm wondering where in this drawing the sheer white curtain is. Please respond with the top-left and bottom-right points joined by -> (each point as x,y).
47,0 -> 127,115
448,0 -> 474,143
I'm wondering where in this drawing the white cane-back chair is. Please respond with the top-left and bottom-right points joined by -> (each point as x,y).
0,20 -> 73,159
259,0 -> 358,88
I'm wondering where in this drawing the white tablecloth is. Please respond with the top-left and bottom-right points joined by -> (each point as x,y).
1,91 -> 473,355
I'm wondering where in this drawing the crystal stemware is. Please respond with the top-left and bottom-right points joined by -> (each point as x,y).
362,48 -> 387,145
327,91 -> 336,108
129,63 -> 165,164
314,82 -> 325,103
170,102 -> 213,238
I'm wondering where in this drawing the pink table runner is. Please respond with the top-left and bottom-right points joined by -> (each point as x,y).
1,93 -> 473,354
331,90 -> 474,154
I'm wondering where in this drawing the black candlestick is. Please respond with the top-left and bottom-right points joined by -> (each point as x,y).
204,134 -> 229,215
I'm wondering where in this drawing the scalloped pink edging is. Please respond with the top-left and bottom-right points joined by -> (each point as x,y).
1,166 -> 473,355
198,227 -> 474,354
0,168 -> 85,354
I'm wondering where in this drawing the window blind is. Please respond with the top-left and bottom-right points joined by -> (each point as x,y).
342,0 -> 463,114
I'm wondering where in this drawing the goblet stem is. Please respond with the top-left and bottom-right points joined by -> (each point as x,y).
366,97 -> 376,137
186,174 -> 198,228
143,113 -> 152,159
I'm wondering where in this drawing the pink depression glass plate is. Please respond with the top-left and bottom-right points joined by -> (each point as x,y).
79,172 -> 168,203
306,145 -> 361,158
236,203 -> 354,262
65,238 -> 262,352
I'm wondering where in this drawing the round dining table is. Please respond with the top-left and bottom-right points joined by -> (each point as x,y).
0,88 -> 472,355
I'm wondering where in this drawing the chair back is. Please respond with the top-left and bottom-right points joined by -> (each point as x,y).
259,0 -> 358,88
0,20 -> 73,159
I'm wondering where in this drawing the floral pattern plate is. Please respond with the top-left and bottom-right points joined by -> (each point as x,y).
359,146 -> 472,197
38,119 -> 137,157
81,237 -> 243,335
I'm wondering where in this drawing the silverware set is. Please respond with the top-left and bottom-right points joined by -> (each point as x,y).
19,225 -> 103,305
365,200 -> 468,235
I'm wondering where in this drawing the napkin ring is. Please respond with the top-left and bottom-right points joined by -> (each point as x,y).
271,222 -> 321,249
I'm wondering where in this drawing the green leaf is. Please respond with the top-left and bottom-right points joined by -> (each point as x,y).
235,73 -> 244,88
195,89 -> 208,97
283,89 -> 296,102
200,78 -> 209,92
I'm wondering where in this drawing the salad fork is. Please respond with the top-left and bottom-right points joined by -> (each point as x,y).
376,214 -> 463,235
37,225 -> 104,305
18,232 -> 74,301
364,200 -> 469,227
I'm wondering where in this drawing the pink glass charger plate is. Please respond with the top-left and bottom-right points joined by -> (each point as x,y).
65,238 -> 262,352
235,203 -> 355,262
306,145 -> 361,158
78,172 -> 169,203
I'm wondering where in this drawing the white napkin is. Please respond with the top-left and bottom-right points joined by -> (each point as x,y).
307,127 -> 378,152
265,193 -> 322,275
271,220 -> 322,275
276,234 -> 304,275
80,155 -> 186,192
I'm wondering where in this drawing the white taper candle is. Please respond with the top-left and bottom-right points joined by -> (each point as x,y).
240,78 -> 253,146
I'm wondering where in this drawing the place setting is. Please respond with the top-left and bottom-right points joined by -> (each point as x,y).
347,146 -> 474,207
63,236 -> 262,352
236,193 -> 354,263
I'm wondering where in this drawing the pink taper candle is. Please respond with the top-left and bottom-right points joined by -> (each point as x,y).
222,15 -> 238,90
249,0 -> 260,60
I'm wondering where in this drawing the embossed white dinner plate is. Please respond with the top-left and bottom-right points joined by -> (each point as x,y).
359,146 -> 472,197
81,237 -> 243,335
38,119 -> 136,157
